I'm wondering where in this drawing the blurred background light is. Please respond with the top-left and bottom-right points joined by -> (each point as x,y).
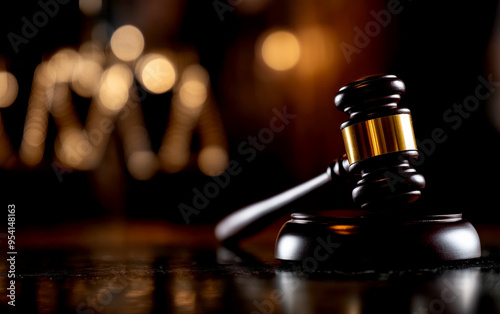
198,145 -> 228,176
260,30 -> 301,71
127,150 -> 159,181
136,53 -> 176,94
79,0 -> 102,17
179,65 -> 209,109
159,137 -> 191,173
110,25 -> 145,62
0,71 -> 18,108
79,41 -> 106,65
48,48 -> 79,84
98,64 -> 133,111
179,80 -> 207,109
55,128 -> 93,169
71,57 -> 103,98
0,0 -> 496,227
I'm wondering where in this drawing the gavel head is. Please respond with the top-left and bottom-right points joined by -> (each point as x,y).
334,74 -> 425,211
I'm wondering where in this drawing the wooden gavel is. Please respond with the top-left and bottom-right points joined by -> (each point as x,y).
216,75 -> 426,244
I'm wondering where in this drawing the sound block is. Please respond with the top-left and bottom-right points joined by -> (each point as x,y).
275,211 -> 481,269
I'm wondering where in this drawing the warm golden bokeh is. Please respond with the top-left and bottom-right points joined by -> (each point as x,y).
54,129 -> 93,169
136,53 -> 176,94
79,0 -> 102,16
48,48 -> 79,83
0,71 -> 18,108
159,141 -> 191,173
110,25 -> 145,62
179,65 -> 209,109
127,150 -> 159,181
260,30 -> 301,71
79,41 -> 106,65
198,145 -> 229,176
71,58 -> 103,98
98,64 -> 133,111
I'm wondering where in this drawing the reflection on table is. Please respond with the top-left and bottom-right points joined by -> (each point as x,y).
1,221 -> 500,313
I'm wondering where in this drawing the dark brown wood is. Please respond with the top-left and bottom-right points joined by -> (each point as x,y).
215,155 -> 350,244
275,211 -> 481,267
216,74 -> 480,265
335,75 -> 426,211
334,74 -> 408,128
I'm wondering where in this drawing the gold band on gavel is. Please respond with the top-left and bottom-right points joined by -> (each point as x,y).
341,113 -> 417,164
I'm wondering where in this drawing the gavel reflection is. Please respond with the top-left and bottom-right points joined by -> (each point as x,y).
271,268 -> 482,314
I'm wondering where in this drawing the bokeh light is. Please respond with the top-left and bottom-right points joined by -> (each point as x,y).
79,0 -> 102,16
127,151 -> 159,181
260,30 -> 301,71
23,126 -> 46,147
110,25 -> 145,62
20,116 -> 48,167
136,53 -> 176,94
98,64 -> 133,111
72,58 -> 103,98
198,145 -> 228,176
0,71 -> 19,108
179,65 -> 209,109
55,129 -> 93,169
79,41 -> 106,65
160,142 -> 190,173
48,48 -> 79,83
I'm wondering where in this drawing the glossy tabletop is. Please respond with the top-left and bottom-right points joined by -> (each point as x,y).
1,220 -> 500,314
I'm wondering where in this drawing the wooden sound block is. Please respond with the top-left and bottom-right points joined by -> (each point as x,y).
275,210 -> 481,269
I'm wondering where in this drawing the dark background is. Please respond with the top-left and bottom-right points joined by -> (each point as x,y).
0,0 -> 499,229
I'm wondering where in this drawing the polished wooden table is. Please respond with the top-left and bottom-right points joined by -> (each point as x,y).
1,219 -> 500,313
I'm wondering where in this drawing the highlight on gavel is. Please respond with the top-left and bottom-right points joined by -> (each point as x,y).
215,74 -> 480,265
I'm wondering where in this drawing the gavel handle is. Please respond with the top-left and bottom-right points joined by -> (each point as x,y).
215,156 -> 349,244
